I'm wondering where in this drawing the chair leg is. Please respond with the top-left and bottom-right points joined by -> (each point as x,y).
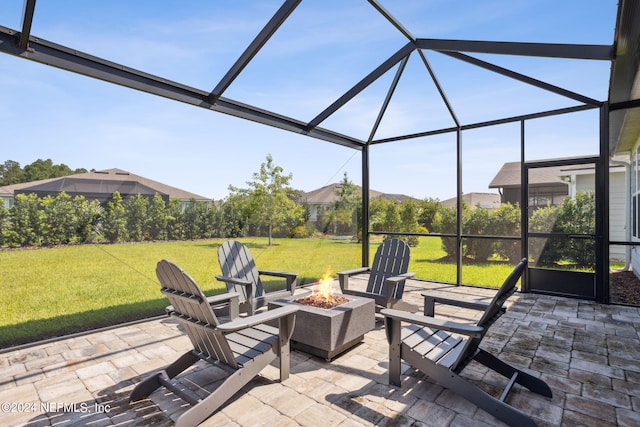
424,362 -> 540,427
384,316 -> 402,386
174,352 -> 275,427
129,351 -> 199,402
473,349 -> 553,398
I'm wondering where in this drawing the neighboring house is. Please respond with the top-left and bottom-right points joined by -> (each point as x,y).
0,168 -> 211,208
489,162 -> 569,208
441,192 -> 501,209
301,183 -> 412,223
489,159 -> 628,262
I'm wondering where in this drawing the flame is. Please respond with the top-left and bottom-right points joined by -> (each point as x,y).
314,269 -> 334,302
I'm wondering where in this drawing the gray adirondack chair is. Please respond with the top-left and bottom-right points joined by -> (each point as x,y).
338,238 -> 415,312
130,259 -> 297,427
216,240 -> 297,315
381,258 -> 552,427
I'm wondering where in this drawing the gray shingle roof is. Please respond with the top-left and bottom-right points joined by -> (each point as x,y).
301,183 -> 413,204
0,168 -> 210,202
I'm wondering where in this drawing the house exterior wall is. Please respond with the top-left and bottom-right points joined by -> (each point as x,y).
631,144 -> 640,277
608,171 -> 628,263
574,170 -> 626,262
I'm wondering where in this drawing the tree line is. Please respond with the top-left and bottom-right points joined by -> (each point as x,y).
0,159 -> 87,186
0,156 -> 595,268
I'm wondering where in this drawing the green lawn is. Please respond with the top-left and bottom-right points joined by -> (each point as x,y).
0,236 -> 515,348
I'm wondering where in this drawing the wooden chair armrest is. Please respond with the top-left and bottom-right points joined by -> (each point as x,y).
258,270 -> 297,279
338,267 -> 370,291
381,308 -> 484,339
257,270 -> 298,292
217,306 -> 298,333
338,267 -> 370,276
385,272 -> 416,283
165,292 -> 240,319
421,292 -> 490,317
379,272 -> 416,303
215,275 -> 252,287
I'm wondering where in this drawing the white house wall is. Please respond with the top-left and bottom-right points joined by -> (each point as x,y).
608,171 -> 628,262
575,169 -> 627,262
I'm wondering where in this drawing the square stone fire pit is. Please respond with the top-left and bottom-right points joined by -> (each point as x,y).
268,290 -> 375,361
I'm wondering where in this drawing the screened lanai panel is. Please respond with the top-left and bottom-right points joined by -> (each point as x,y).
367,52 -> 459,140
524,109 -> 601,161
467,54 -> 612,104
377,1 -> 616,45
417,52 -> 595,127
0,3 -> 22,29
221,0 -> 408,123
16,1 -> 280,90
460,124 -> 522,285
369,134 -> 458,284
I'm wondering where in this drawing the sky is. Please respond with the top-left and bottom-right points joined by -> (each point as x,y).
0,1 -> 619,201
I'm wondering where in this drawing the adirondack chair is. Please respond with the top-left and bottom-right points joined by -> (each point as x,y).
216,240 -> 298,316
130,259 -> 298,427
381,259 -> 552,427
338,238 -> 415,312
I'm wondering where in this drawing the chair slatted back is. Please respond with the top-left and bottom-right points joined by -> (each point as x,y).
368,238 -> 411,299
476,258 -> 527,329
451,258 -> 527,372
157,259 -> 238,368
218,240 -> 264,303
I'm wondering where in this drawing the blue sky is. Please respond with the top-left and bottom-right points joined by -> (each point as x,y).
0,1 -> 618,201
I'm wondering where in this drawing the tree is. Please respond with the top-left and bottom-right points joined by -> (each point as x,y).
418,197 -> 442,232
0,160 -> 24,185
399,199 -> 419,246
0,158 -> 88,185
102,192 -> 127,243
124,194 -> 149,241
147,194 -> 168,240
23,158 -> 86,182
6,193 -> 42,246
231,154 -> 302,245
220,193 -> 250,238
40,192 -> 76,245
333,173 -> 360,235
74,196 -> 102,243
166,198 -> 183,240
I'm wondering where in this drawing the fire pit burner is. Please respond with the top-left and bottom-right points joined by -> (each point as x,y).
295,294 -> 350,309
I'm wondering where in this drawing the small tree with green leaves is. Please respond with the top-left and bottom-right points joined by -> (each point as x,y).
232,154 -> 302,245
74,196 -> 102,243
417,197 -> 442,232
147,194 -> 168,240
0,203 -> 9,246
124,194 -> 149,241
166,198 -> 183,240
6,193 -> 42,247
40,192 -> 76,245
333,173 -> 360,236
102,192 -> 127,243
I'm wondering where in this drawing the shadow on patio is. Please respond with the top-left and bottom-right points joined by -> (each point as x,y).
1,280 -> 639,426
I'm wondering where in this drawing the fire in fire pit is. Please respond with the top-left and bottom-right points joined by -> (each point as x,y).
295,270 -> 349,309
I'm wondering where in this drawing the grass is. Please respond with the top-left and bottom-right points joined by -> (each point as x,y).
0,236 -> 516,348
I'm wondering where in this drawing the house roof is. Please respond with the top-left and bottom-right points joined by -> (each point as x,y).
489,156 -> 628,189
609,0 -> 640,155
301,183 -> 412,204
489,162 -> 567,189
0,168 -> 210,202
441,192 -> 501,209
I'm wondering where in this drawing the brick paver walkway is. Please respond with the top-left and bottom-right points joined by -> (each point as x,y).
1,279 -> 639,426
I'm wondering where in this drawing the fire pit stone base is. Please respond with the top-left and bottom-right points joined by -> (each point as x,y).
268,291 -> 375,361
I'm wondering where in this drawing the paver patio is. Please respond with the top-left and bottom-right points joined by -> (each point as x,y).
1,278 -> 639,426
